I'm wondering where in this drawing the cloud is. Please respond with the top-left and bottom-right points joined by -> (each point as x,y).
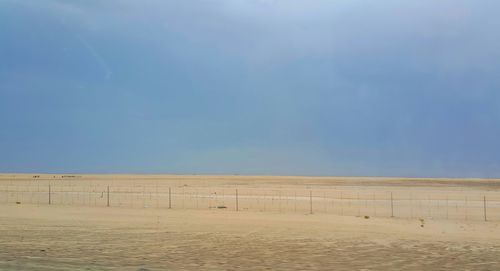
1,0 -> 500,177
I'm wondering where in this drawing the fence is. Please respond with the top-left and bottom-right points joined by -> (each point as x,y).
1,181 -> 499,222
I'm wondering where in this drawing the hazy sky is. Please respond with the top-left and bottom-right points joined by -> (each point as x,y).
1,0 -> 500,177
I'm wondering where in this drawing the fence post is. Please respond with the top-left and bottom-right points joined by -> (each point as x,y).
236,189 -> 239,212
49,184 -> 51,205
107,186 -> 110,207
357,192 -> 360,217
195,188 -> 198,209
294,191 -> 297,213
156,183 -> 159,208
142,185 -> 145,208
340,191 -> 344,216
169,187 -> 172,209
483,195 -> 487,222
446,195 -> 449,219
310,190 -> 313,214
279,190 -> 282,213
465,196 -> 468,221
390,192 -> 394,217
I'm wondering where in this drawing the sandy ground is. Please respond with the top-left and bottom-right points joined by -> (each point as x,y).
1,174 -> 500,270
1,174 -> 500,221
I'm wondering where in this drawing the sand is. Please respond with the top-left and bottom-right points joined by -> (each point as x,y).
1,174 -> 500,270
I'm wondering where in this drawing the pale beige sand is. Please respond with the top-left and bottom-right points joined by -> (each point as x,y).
1,174 -> 500,270
1,174 -> 499,221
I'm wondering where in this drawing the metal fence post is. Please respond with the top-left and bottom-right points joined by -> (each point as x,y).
390,192 -> 394,217
236,189 -> 239,211
483,195 -> 487,222
310,190 -> 313,214
446,195 -> 449,219
169,187 -> 172,209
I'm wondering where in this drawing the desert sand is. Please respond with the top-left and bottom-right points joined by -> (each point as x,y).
1,174 -> 500,270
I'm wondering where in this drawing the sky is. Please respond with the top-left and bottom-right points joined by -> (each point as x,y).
1,0 -> 500,177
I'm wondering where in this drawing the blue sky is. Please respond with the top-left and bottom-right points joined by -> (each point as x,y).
1,0 -> 500,177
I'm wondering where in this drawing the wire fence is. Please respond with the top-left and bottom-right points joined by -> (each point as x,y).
1,181 -> 499,222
